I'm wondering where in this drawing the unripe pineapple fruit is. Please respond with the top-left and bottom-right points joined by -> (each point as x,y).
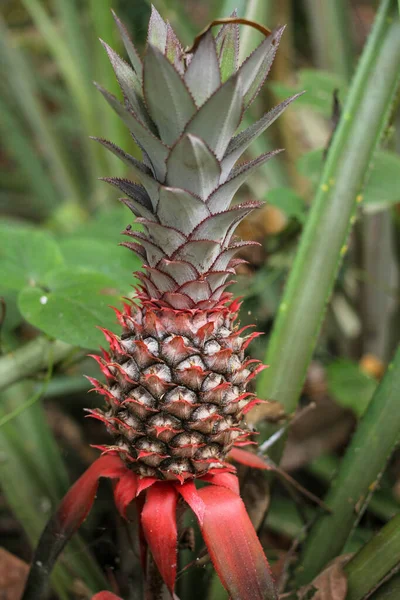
88,7 -> 296,481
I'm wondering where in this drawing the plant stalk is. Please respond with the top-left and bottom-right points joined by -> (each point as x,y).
295,344 -> 400,585
344,513 -> 400,600
253,0 -> 400,453
0,337 -> 73,393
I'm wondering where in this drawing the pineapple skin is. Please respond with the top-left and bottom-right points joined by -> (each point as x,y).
89,297 -> 263,480
90,8 -> 295,480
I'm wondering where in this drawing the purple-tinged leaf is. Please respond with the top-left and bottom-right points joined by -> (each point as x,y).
185,31 -> 221,107
222,94 -> 300,180
157,187 -> 210,234
185,73 -> 243,160
147,5 -> 168,53
144,45 -> 196,146
239,27 -> 285,111
215,11 -> 239,82
95,83 -> 168,182
166,22 -> 185,74
209,150 -> 282,212
166,134 -> 221,200
100,40 -> 152,130
112,10 -> 143,81
191,202 -> 261,243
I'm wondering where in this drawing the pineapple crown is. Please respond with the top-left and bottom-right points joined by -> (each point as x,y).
94,6 -> 298,310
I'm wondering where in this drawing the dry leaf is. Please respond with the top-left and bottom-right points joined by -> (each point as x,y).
296,556 -> 351,600
0,548 -> 29,600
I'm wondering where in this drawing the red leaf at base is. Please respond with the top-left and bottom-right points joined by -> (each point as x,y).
141,483 -> 178,593
197,485 -> 277,600
22,455 -> 127,600
230,446 -> 271,471
92,593 -> 123,600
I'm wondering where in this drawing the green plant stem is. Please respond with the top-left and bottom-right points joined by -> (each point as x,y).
295,345 -> 400,585
254,0 -> 400,450
0,337 -> 73,392
238,0 -> 273,62
304,0 -> 354,80
344,513 -> 400,600
368,571 -> 400,599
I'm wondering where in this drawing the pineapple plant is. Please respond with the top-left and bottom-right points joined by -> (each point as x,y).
87,7 -> 295,481
23,8 -> 297,600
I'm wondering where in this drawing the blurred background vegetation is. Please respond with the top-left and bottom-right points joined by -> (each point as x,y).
0,0 -> 399,599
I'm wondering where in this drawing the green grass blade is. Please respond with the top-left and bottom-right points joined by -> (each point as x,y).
21,0 -> 110,204
0,16 -> 81,204
295,345 -> 400,585
239,0 -> 273,62
344,513 -> 400,600
255,0 -> 400,447
304,0 -> 354,80
0,98 -> 57,216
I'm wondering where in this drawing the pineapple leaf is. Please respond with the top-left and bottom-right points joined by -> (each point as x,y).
147,5 -> 168,53
166,134 -> 221,200
18,269 -> 122,349
239,26 -> 285,111
165,22 -> 185,75
157,187 -> 210,235
174,240 -> 221,272
143,44 -> 196,146
100,40 -> 152,130
208,150 -> 282,213
102,178 -> 155,221
92,138 -> 160,209
137,220 -> 187,256
191,202 -> 262,242
185,73 -> 243,161
95,83 -> 169,181
111,10 -> 143,81
215,11 -> 239,82
0,223 -> 63,291
221,94 -> 302,181
184,31 -> 221,107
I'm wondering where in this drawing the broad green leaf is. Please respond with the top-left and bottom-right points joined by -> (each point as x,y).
0,289 -> 21,333
59,237 -> 141,289
18,268 -> 122,349
0,223 -> 64,291
71,206 -> 142,243
266,187 -> 307,223
298,149 -> 400,207
270,69 -> 347,118
326,359 -> 378,418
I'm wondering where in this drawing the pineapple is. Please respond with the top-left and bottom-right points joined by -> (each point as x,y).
22,10 -> 299,600
88,7 -> 295,482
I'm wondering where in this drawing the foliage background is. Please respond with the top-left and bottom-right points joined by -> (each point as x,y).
0,0 -> 399,599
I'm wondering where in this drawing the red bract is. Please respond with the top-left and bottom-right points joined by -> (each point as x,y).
22,449 -> 277,600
